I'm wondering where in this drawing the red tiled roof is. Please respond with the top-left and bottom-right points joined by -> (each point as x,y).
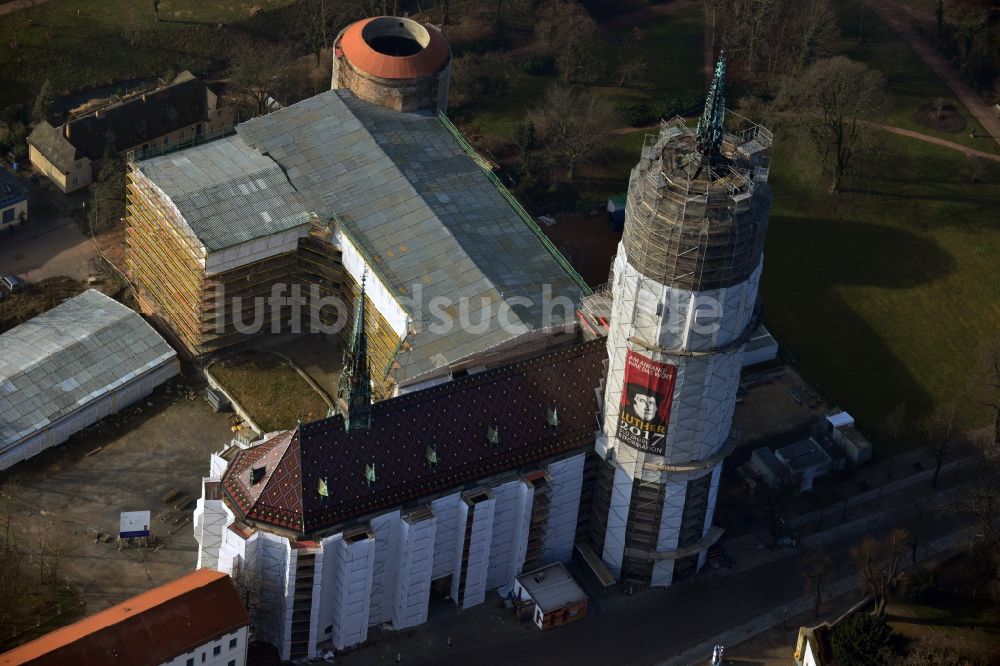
339,18 -> 450,80
0,569 -> 248,666
222,340 -> 605,534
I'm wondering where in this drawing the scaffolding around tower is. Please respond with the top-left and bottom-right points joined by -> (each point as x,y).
623,112 -> 772,294
590,83 -> 775,588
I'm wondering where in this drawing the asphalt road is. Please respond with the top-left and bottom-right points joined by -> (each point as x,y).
339,483 -> 976,666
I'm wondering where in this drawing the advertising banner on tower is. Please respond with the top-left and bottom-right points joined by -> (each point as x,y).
615,350 -> 676,455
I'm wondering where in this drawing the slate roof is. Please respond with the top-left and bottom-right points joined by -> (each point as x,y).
137,89 -> 585,383
221,339 -> 604,534
26,121 -> 81,173
135,136 -> 312,252
0,569 -> 248,666
0,290 -> 177,451
64,75 -> 211,160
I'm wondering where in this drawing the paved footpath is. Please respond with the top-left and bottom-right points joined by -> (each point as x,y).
874,123 -> 1000,161
872,0 -> 1000,150
0,0 -> 50,18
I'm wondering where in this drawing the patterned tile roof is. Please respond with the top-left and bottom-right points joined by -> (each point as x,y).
221,339 -> 605,534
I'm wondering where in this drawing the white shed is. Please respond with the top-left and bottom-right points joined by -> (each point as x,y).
0,290 -> 179,470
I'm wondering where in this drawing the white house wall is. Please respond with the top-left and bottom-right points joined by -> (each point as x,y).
337,227 -> 408,338
256,531 -> 291,656
486,479 -> 531,589
204,226 -> 310,276
0,359 -> 178,472
542,453 -> 585,564
430,492 -> 461,580
451,494 -> 495,609
392,510 -> 437,629
368,510 -> 402,627
601,465 -> 634,578
197,455 -> 605,656
194,480 -> 232,570
650,477 -> 687,587
329,533 -> 376,650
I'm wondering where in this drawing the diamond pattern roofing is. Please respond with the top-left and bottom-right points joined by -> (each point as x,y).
137,90 -> 584,381
0,290 -> 177,451
221,339 -> 605,534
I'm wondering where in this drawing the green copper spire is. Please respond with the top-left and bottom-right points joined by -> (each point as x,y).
338,273 -> 372,432
696,52 -> 727,157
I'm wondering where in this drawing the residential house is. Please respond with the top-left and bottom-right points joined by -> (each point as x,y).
0,166 -> 27,230
0,569 -> 249,666
27,72 -> 234,193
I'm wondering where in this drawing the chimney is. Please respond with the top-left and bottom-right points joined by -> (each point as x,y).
94,109 -> 101,118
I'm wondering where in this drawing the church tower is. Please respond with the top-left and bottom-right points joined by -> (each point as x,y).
593,56 -> 773,588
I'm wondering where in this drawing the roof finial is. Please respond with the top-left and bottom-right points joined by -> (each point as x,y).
338,271 -> 372,432
696,52 -> 727,157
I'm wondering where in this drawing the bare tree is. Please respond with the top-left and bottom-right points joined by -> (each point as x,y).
920,403 -> 957,489
230,39 -> 295,117
33,518 -> 49,585
534,0 -> 597,84
852,528 -> 908,617
883,403 -> 907,479
616,57 -> 648,87
802,548 -> 833,617
529,86 -> 617,181
0,479 -> 18,552
776,56 -> 886,193
717,0 -> 837,87
232,561 -> 263,640
973,339 -> 1000,443
966,434 -> 1000,593
903,497 -> 932,565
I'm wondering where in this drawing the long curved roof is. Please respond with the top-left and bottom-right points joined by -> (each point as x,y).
339,18 -> 449,80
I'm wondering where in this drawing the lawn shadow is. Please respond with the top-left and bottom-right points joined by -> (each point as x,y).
763,214 -> 956,445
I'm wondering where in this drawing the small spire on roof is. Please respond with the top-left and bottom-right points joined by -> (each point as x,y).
696,52 -> 727,158
318,477 -> 329,497
426,443 -> 438,467
546,405 -> 559,428
487,424 -> 500,445
338,272 -> 373,432
365,462 -> 377,486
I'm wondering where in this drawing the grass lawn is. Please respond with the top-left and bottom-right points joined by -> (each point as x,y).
889,592 -> 1000,658
0,0 -> 298,105
461,4 -> 704,141
209,352 -> 329,432
762,132 -> 1000,449
837,1 -> 1000,155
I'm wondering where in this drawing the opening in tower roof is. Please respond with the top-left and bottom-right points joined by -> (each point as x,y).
362,17 -> 429,57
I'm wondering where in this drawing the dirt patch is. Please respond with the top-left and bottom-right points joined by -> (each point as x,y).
0,276 -> 87,334
914,102 -> 967,134
1,378 -> 235,643
209,352 -> 329,432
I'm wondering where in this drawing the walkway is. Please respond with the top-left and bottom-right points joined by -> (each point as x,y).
0,0 -> 50,18
874,123 -> 1000,162
871,0 -> 1000,150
